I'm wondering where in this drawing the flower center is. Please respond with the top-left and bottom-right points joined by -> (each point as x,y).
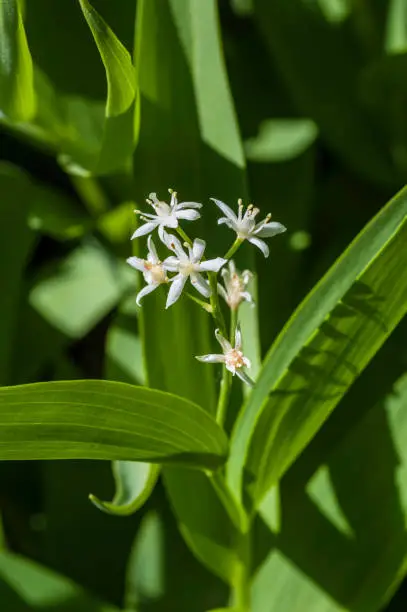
144,262 -> 167,284
153,202 -> 172,217
225,348 -> 245,369
237,206 -> 259,238
179,261 -> 196,276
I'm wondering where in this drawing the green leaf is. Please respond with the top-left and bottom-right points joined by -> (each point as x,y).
244,119 -> 318,163
90,461 -> 160,516
0,163 -> 35,385
100,299 -> 159,517
228,185 -> 407,512
0,0 -> 35,120
134,0 -> 249,583
78,0 -> 135,117
0,380 -> 227,468
0,550 -> 118,611
29,242 -> 132,339
124,511 -> 165,607
385,0 -> 407,54
252,0 -> 396,186
56,0 -> 137,175
252,368 -> 407,611
28,183 -> 91,240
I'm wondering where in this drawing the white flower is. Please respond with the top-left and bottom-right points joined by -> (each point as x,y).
196,327 -> 253,386
163,234 -> 227,309
127,235 -> 172,305
211,197 -> 286,257
131,190 -> 202,240
218,260 -> 253,310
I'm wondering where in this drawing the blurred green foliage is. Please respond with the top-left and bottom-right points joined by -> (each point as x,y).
1,0 -> 407,611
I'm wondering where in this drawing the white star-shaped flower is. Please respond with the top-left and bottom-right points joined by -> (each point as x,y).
196,327 -> 253,386
211,197 -> 286,257
132,190 -> 202,240
127,235 -> 172,305
164,234 -> 227,309
218,260 -> 253,311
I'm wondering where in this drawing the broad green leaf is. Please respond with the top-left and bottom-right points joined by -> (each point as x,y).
124,511 -> 165,607
29,242 -> 132,339
0,550 -> 118,611
28,182 -> 91,240
252,369 -> 407,612
0,0 -> 35,120
78,0 -> 135,117
0,380 -> 227,468
0,163 -> 35,384
90,461 -> 160,516
244,119 -> 318,163
253,0 -> 396,186
164,468 -> 243,583
100,300 -> 159,516
227,185 -> 407,512
57,0 -> 137,175
385,0 -> 407,54
105,298 -> 145,385
134,0 -> 249,584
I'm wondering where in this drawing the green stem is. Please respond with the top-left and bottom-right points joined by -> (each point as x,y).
231,530 -> 251,611
224,237 -> 244,260
185,292 -> 212,313
208,272 -> 227,336
215,365 -> 231,426
176,225 -> 193,245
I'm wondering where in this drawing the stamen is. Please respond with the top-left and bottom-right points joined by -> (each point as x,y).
237,198 -> 243,206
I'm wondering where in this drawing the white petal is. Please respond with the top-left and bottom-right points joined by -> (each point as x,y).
170,191 -> 177,208
126,256 -> 146,272
243,356 -> 251,368
164,234 -> 187,259
190,273 -> 211,298
217,284 -> 228,303
215,329 -> 232,353
192,238 -> 206,262
226,363 -> 236,375
255,221 -> 287,238
136,283 -> 158,306
235,325 -> 242,350
162,256 -> 180,272
138,211 -> 160,220
241,291 -> 254,303
248,236 -> 269,257
217,217 -> 234,228
147,235 -> 159,262
199,257 -> 227,273
163,215 -> 179,228
176,201 -> 202,210
195,353 -> 226,364
158,225 -> 170,245
166,274 -> 187,308
235,369 -> 254,387
211,198 -> 238,223
242,270 -> 252,284
131,221 -> 158,239
176,209 -> 201,221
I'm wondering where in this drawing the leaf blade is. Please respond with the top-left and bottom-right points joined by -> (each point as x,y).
0,380 -> 227,468
227,185 -> 407,508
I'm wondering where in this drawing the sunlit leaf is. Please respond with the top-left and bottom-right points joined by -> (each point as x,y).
228,185 -> 407,512
0,380 -> 228,468
0,0 -> 35,120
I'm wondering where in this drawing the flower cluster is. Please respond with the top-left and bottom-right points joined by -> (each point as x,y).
128,190 -> 286,387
